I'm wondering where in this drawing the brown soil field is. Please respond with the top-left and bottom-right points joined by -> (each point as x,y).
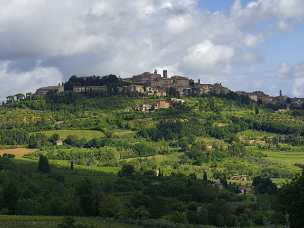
0,148 -> 36,158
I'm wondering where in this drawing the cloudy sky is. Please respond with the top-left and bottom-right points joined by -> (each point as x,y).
0,0 -> 304,100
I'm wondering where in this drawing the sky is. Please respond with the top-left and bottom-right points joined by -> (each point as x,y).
0,0 -> 304,100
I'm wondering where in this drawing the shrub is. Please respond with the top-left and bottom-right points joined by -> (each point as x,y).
118,164 -> 135,177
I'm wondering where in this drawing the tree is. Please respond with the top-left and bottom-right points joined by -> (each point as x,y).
38,155 -> 50,173
169,211 -> 188,224
104,131 -> 113,139
276,172 -> 304,228
186,142 -> 208,165
254,106 -> 260,115
70,161 -> 74,170
2,181 -> 19,213
252,176 -> 277,194
29,133 -> 48,148
76,179 -> 102,216
134,142 -> 156,156
64,135 -> 79,146
203,171 -> 208,184
118,164 -> 135,177
228,142 -> 245,157
0,155 -> 15,170
49,134 -> 60,145
98,194 -> 120,217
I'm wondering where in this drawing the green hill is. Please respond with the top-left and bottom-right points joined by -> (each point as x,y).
1,94 -> 303,227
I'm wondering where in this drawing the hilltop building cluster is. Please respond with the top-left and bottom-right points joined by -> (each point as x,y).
124,70 -> 230,97
58,70 -> 230,98
21,70 -> 231,99
5,69 -> 304,109
235,90 -> 303,108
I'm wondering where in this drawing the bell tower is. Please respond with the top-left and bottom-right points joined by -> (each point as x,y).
163,70 -> 168,78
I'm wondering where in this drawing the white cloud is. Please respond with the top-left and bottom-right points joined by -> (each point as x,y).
294,64 -> 304,78
0,0 -> 303,98
166,15 -> 193,34
277,62 -> 304,96
243,34 -> 263,47
276,0 -> 304,20
0,61 -> 63,101
279,62 -> 292,78
232,0 -> 304,27
293,78 -> 304,97
279,62 -> 304,79
182,40 -> 235,74
0,0 -> 259,75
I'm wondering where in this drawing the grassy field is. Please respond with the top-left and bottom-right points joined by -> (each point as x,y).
40,129 -> 136,140
238,130 -> 277,139
51,159 -> 120,174
112,129 -> 136,138
263,150 -> 304,172
40,130 -> 105,140
0,215 -> 138,228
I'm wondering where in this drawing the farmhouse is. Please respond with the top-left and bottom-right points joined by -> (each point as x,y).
6,96 -> 15,104
6,93 -> 28,103
154,100 -> 172,110
56,139 -> 63,146
135,104 -> 153,112
15,93 -> 25,101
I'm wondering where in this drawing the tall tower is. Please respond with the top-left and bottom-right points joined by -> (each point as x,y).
163,70 -> 168,78
280,90 -> 282,97
154,69 -> 158,75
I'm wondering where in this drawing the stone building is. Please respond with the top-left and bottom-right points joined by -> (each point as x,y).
211,83 -> 230,95
171,76 -> 190,88
35,84 -> 64,96
195,82 -> 230,96
196,84 -> 213,95
128,84 -> 145,94
127,70 -> 191,97
73,85 -> 107,93
26,93 -> 33,99
131,71 -> 162,86
236,91 -> 283,105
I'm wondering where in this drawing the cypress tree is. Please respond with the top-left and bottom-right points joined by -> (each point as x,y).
38,155 -> 50,173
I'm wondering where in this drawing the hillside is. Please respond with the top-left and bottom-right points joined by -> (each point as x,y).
1,93 -> 304,227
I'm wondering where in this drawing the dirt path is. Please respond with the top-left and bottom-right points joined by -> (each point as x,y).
0,148 -> 36,158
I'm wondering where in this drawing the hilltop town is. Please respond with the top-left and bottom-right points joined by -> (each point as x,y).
2,69 -> 304,227
5,69 -> 304,109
